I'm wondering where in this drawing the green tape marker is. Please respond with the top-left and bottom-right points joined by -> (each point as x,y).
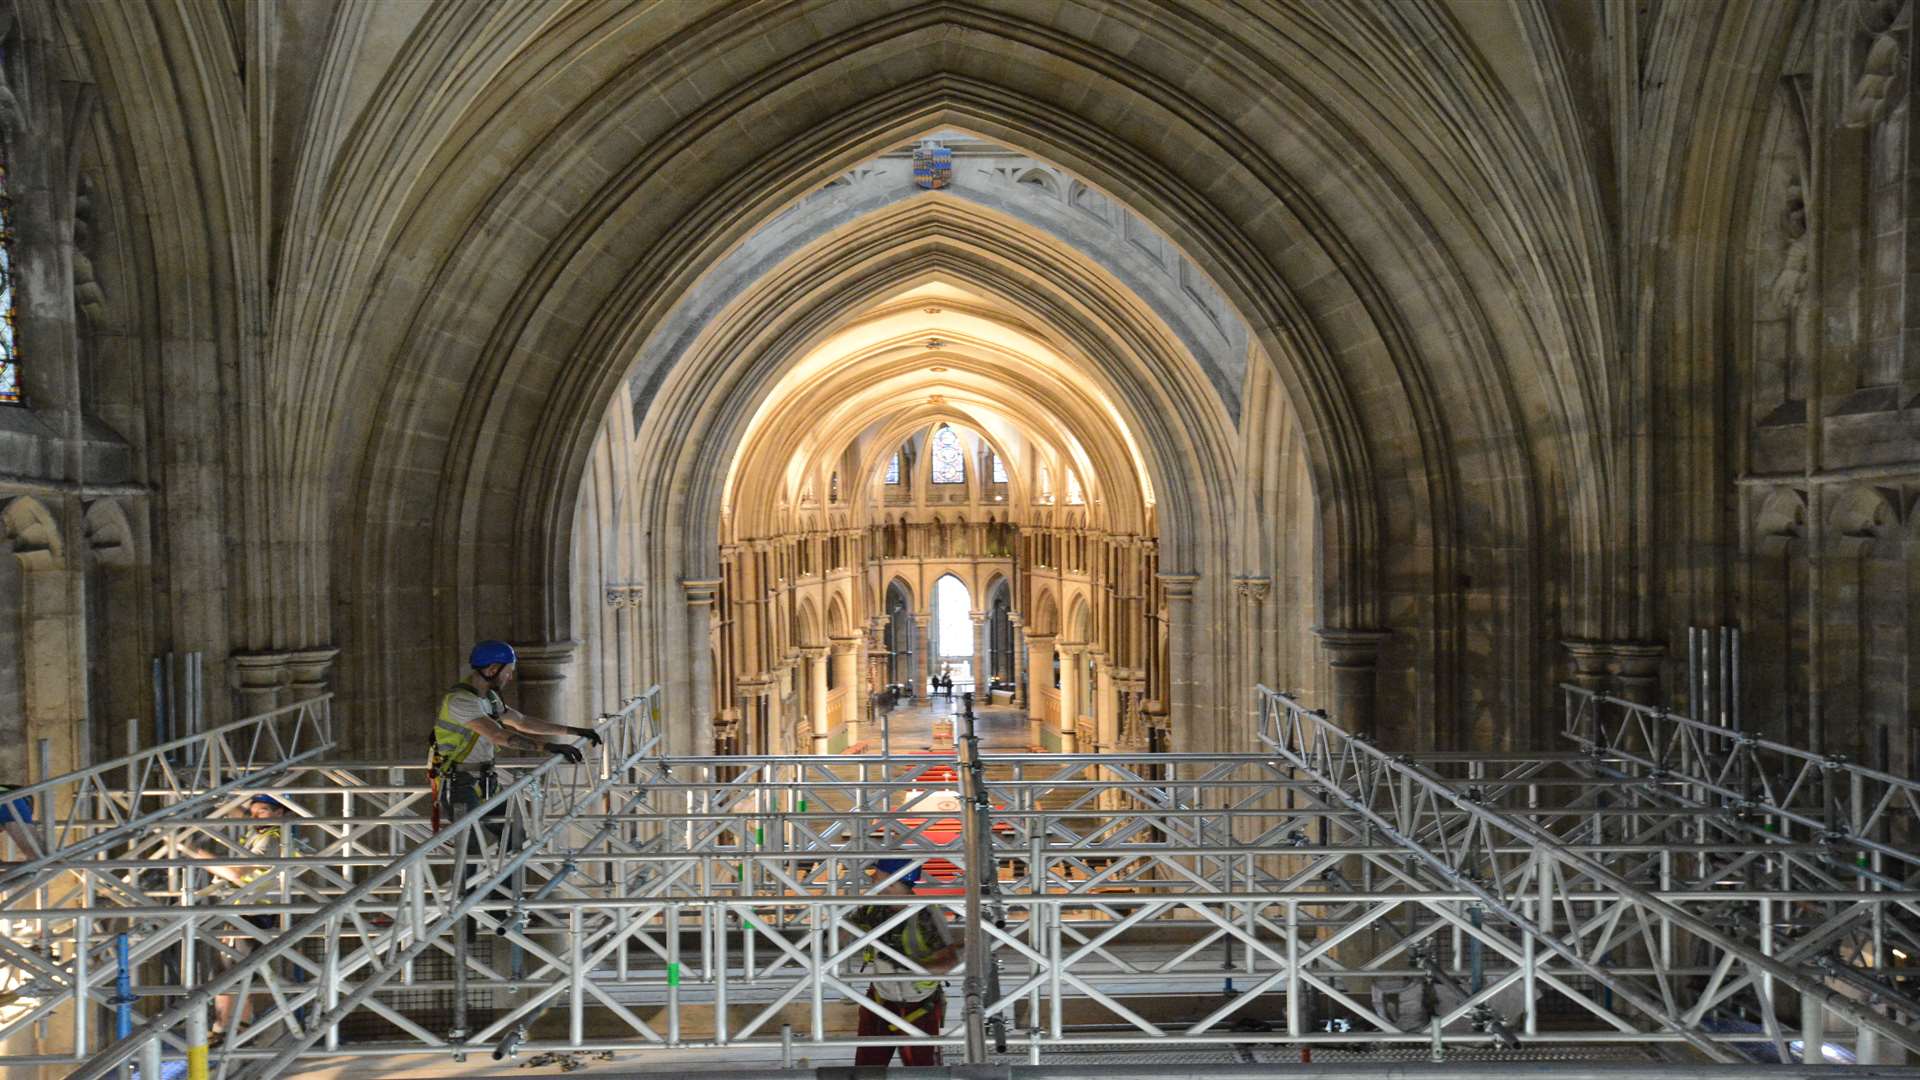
755,826 -> 765,846
797,798 -> 807,813
667,962 -> 681,986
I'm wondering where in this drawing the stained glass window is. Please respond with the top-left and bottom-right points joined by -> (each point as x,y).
884,455 -> 900,484
1065,470 -> 1085,504
991,453 -> 1008,483
930,425 -> 965,484
0,140 -> 17,406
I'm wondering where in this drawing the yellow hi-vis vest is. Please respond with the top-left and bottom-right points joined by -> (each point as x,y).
432,683 -> 502,772
855,905 -> 945,1000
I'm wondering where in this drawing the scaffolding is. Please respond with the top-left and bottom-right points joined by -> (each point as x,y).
0,684 -> 1913,1078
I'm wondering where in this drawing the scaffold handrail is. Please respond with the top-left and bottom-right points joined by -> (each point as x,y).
1561,682 -> 1920,880
0,693 -> 335,895
1255,685 -> 1920,1062
66,686 -> 665,1080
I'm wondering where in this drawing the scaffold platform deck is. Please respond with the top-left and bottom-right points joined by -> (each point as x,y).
0,685 -> 1915,1078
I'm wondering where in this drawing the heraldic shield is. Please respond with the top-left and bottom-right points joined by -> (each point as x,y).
912,142 -> 952,190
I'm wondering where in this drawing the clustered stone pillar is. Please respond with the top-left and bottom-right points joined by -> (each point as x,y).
683,579 -> 722,756
1025,632 -> 1055,749
1008,612 -> 1026,706
1057,642 -> 1085,753
1160,574 -> 1199,747
803,645 -> 829,754
913,614 -> 932,700
970,610 -> 988,694
831,635 -> 859,742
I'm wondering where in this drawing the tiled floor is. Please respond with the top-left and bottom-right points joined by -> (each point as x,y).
853,695 -> 1032,754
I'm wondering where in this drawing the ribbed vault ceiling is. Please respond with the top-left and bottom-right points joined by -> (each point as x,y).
723,278 -> 1158,537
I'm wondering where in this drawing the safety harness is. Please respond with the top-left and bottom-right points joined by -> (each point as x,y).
429,683 -> 501,832
854,904 -> 946,1004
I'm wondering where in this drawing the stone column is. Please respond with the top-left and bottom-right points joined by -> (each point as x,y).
739,680 -> 771,754
1234,577 -> 1271,726
831,636 -> 859,741
514,641 -> 580,726
914,614 -> 932,700
1159,574 -> 1199,748
1315,628 -> 1391,737
1008,613 -> 1026,707
4,498 -> 89,783
970,610 -> 988,694
1057,643 -> 1085,753
683,579 -> 723,756
1025,633 -> 1055,749
1093,650 -> 1114,751
802,645 -> 829,754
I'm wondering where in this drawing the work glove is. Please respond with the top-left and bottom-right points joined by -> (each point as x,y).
544,742 -> 585,765
569,725 -> 603,748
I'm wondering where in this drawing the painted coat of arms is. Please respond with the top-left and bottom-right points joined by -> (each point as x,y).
912,142 -> 952,190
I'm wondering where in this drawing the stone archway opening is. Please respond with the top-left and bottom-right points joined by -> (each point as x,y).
562,131 -> 1329,757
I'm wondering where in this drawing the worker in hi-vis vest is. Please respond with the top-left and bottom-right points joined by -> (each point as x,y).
431,640 -> 603,831
847,858 -> 962,1067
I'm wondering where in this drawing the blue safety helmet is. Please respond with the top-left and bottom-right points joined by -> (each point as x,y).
469,640 -> 518,671
249,794 -> 285,812
873,857 -> 921,884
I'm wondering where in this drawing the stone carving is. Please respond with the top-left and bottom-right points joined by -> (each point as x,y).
1847,27 -> 1906,126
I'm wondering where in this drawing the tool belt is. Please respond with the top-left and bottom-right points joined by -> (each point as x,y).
873,984 -> 944,1024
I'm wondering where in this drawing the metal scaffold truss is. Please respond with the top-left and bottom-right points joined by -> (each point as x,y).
0,684 -> 1913,1077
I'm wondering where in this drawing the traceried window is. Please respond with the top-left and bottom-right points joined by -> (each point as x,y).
930,425 -> 965,484
884,455 -> 900,484
1065,470 -> 1085,504
0,139 -> 18,405
991,453 -> 1008,483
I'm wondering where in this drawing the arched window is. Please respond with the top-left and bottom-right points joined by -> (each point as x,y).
991,453 -> 1007,483
1065,470 -> 1085,505
829,471 -> 840,502
0,139 -> 18,405
930,425 -> 965,484
884,455 -> 900,484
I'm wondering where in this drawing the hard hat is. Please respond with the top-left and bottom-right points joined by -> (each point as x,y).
469,640 -> 518,670
249,794 -> 286,812
873,857 -> 921,884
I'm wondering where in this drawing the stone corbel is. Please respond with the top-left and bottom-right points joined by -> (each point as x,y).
605,583 -> 646,608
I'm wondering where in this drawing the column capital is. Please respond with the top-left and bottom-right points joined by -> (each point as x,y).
969,610 -> 988,624
912,613 -> 932,626
1158,572 -> 1200,599
1007,612 -> 1024,628
229,647 -> 341,702
1313,627 -> 1391,668
1232,575 -> 1271,602
1561,639 -> 1615,679
513,640 -> 580,683
799,645 -> 828,660
681,578 -> 723,606
1026,632 -> 1056,645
